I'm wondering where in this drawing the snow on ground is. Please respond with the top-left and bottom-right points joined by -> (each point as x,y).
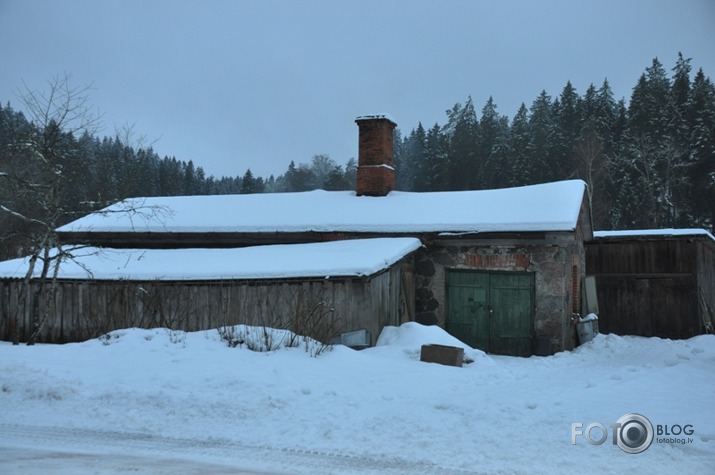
1,323 -> 714,474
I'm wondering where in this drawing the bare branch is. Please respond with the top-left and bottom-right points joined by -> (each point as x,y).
114,121 -> 159,150
95,200 -> 174,231
0,204 -> 48,226
18,73 -> 103,137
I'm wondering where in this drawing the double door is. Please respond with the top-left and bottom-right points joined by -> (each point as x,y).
446,270 -> 534,356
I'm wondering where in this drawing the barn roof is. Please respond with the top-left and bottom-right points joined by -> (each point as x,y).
594,228 -> 715,242
0,238 -> 422,281
56,179 -> 588,235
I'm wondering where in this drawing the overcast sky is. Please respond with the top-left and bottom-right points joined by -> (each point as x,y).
1,0 -> 714,179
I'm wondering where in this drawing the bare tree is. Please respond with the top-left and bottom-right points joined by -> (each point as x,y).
0,75 -> 102,344
114,121 -> 156,151
310,154 -> 337,189
572,120 -> 609,226
1,75 -> 167,345
625,135 -> 687,228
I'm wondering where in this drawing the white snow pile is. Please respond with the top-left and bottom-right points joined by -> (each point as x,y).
100,324 -> 332,356
1,324 -> 714,474
373,321 -> 494,365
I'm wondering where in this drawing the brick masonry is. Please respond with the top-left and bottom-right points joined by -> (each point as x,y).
355,116 -> 396,196
355,166 -> 395,197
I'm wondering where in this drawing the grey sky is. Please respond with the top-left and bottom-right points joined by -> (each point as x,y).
1,0 -> 714,179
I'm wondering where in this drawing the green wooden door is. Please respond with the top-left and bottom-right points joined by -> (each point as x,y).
446,270 -> 534,356
488,273 -> 535,356
445,271 -> 490,351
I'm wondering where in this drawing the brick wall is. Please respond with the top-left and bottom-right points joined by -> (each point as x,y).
355,116 -> 396,196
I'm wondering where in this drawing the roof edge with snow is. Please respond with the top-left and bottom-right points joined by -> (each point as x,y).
0,238 -> 422,282
594,228 -> 715,243
355,113 -> 397,125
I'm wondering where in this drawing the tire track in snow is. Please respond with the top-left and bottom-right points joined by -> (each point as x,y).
0,424 -> 485,475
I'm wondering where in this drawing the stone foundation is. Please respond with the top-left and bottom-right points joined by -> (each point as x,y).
413,237 -> 585,354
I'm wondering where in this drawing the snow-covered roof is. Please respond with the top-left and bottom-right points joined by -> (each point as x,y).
594,228 -> 715,242
57,180 -> 588,235
0,238 -> 422,281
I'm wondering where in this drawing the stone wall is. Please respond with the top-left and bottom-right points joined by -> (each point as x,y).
413,236 -> 585,354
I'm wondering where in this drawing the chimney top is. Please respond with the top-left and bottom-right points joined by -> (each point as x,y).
355,114 -> 397,126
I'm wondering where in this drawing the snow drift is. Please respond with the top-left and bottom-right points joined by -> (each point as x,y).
1,324 -> 713,474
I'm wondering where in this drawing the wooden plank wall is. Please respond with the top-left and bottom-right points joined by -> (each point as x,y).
696,240 -> 715,333
594,275 -> 699,338
586,239 -> 703,339
0,268 -> 406,344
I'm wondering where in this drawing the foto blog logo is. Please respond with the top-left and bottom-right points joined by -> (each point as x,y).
571,413 -> 654,454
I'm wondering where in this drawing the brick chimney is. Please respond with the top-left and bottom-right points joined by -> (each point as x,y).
355,114 -> 396,196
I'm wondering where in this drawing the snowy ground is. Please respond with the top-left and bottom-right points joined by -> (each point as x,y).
1,323 -> 713,474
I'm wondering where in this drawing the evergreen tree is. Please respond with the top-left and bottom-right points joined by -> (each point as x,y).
583,79 -> 621,229
527,90 -> 557,183
477,97 -> 510,188
552,81 -> 581,180
688,68 -> 715,229
283,160 -> 315,192
619,57 -> 685,227
445,97 -> 479,189
508,103 -> 531,186
253,175 -> 266,193
194,164 -> 206,195
580,84 -> 598,124
671,53 -> 693,132
594,80 -> 617,135
629,58 -> 671,139
423,123 -> 448,191
344,157 -> 357,190
240,168 -> 256,194
393,128 -> 409,190
403,123 -> 426,191
263,174 -> 277,193
669,53 -> 694,226
323,165 -> 350,191
183,160 -> 196,195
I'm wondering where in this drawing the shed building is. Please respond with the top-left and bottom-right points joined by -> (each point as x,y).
0,238 -> 420,344
586,229 -> 715,339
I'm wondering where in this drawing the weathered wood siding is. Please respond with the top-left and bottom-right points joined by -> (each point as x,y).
586,237 -> 712,339
0,264 -> 410,345
696,239 -> 715,332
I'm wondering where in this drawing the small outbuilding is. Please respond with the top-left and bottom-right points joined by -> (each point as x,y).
0,238 -> 420,344
586,229 -> 715,339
